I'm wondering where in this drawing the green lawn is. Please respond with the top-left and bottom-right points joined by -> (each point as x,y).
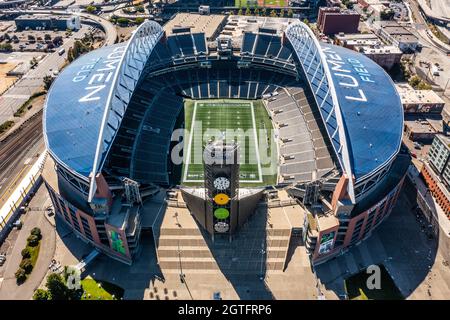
345,265 -> 404,300
182,99 -> 277,187
81,277 -> 124,300
29,242 -> 41,270
264,0 -> 286,6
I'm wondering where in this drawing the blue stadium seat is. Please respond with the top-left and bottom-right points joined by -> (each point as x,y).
241,33 -> 256,54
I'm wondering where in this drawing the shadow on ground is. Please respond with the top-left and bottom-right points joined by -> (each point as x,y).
56,215 -> 162,299
202,206 -> 274,300
315,186 -> 438,299
81,233 -> 162,299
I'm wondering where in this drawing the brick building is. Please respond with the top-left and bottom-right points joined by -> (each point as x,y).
420,135 -> 450,218
317,7 -> 360,36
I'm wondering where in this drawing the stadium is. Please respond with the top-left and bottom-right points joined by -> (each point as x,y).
42,14 -> 409,267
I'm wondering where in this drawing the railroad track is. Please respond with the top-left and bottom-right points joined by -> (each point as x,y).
0,113 -> 43,174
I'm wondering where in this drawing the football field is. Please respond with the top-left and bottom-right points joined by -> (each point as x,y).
182,99 -> 278,186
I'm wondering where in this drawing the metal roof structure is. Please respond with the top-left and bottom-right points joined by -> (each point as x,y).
44,20 -> 403,204
286,23 -> 403,201
44,21 -> 164,201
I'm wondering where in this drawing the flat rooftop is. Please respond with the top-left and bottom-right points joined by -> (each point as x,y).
404,116 -> 442,134
220,15 -> 295,47
15,14 -> 72,21
377,21 -> 418,43
357,44 -> 402,55
335,32 -> 380,42
163,13 -> 226,40
396,83 -> 445,105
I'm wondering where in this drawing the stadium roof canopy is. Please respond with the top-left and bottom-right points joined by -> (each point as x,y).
286,23 -> 403,200
322,44 -> 403,181
43,20 -> 403,203
44,44 -> 126,179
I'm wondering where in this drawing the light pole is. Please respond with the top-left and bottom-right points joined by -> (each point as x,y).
259,241 -> 265,281
177,240 -> 184,283
177,240 -> 193,300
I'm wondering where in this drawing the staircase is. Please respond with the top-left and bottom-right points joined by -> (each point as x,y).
156,203 -> 292,274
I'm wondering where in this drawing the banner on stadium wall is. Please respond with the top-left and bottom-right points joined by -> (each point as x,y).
318,231 -> 335,255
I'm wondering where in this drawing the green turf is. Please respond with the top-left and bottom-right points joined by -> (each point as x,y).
182,99 -> 277,187
81,277 -> 124,300
235,0 -> 257,8
345,265 -> 404,300
264,0 -> 286,6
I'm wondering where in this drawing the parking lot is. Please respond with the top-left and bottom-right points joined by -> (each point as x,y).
1,25 -> 90,52
390,1 -> 410,22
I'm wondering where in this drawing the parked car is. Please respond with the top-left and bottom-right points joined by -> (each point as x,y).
0,254 -> 6,266
13,219 -> 22,229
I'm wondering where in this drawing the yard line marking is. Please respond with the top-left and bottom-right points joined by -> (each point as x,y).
250,102 -> 263,183
183,101 -> 198,183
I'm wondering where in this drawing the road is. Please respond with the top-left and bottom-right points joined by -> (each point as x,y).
405,0 -> 450,54
417,0 -> 450,25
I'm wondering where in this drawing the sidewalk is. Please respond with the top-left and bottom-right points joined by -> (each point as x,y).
0,185 -> 55,300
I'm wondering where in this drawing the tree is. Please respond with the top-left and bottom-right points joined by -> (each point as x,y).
280,8 -> 285,18
380,9 -> 395,21
270,10 -> 277,17
30,57 -> 38,69
20,258 -> 33,273
44,34 -> 51,41
238,8 -> 243,16
21,247 -> 31,259
245,7 -> 251,16
46,273 -> 71,300
53,36 -> 63,46
86,5 -> 96,13
261,7 -> 267,16
27,234 -> 39,246
67,40 -> 91,62
417,82 -> 432,90
287,8 -> 293,18
135,5 -> 144,12
15,268 -> 27,283
44,75 -> 54,90
33,289 -> 51,300
303,18 -> 309,25
254,7 -> 260,16
342,0 -> 354,9
135,17 -> 145,25
31,227 -> 41,238
0,43 -> 12,52
117,17 -> 130,26
408,75 -> 421,88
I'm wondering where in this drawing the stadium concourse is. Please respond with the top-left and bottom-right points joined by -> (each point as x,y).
41,13 -> 407,268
